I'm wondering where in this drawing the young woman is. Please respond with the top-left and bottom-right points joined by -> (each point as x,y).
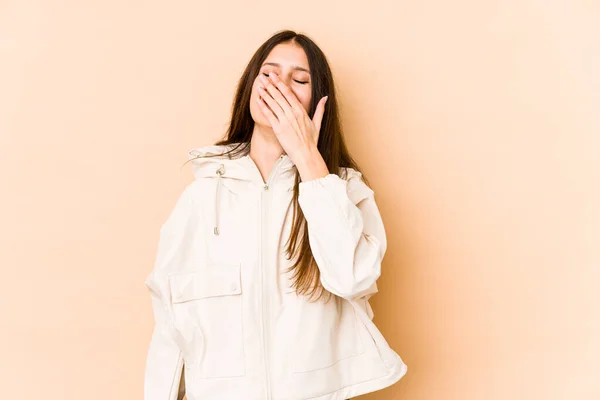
144,30 -> 407,400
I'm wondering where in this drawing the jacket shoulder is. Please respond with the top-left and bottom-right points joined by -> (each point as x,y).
338,167 -> 375,205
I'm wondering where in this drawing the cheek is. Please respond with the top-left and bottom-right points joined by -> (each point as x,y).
249,86 -> 261,116
252,79 -> 261,97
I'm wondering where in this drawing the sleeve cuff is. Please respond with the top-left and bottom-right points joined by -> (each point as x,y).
299,173 -> 345,196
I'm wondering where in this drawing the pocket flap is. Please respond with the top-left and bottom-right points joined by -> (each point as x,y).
168,263 -> 241,303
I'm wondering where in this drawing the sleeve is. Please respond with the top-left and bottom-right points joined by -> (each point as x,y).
143,182 -> 196,400
297,170 -> 387,301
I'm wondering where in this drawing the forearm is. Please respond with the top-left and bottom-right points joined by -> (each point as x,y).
298,172 -> 387,300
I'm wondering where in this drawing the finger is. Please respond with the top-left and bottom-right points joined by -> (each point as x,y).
311,96 -> 328,137
256,94 -> 279,128
259,74 -> 294,122
268,72 -> 307,119
258,84 -> 285,121
262,73 -> 306,136
259,80 -> 304,138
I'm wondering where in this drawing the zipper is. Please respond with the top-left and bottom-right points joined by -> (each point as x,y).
256,154 -> 285,400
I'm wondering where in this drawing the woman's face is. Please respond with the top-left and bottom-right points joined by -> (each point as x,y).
250,42 -> 312,128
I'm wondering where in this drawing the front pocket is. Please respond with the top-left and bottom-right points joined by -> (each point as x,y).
290,295 -> 365,373
168,264 -> 245,378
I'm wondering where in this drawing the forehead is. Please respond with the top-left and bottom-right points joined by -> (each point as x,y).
263,42 -> 309,71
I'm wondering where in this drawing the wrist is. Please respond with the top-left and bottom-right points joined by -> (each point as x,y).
296,147 -> 329,182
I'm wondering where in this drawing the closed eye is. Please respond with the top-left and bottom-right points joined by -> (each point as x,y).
261,73 -> 308,85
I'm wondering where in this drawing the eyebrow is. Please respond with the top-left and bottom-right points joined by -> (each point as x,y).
261,62 -> 310,73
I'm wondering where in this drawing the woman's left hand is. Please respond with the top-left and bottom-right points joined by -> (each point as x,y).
256,72 -> 328,163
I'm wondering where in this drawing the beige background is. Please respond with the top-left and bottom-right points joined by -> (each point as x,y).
1,1 -> 599,399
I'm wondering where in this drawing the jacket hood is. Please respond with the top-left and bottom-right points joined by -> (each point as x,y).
187,143 -> 296,184
186,142 -> 297,236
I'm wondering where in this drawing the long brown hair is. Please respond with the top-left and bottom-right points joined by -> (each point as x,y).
183,29 -> 371,302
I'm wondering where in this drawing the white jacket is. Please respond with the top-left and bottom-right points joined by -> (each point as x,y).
144,143 -> 407,400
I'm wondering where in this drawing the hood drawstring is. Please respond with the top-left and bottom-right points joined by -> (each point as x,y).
214,163 -> 225,236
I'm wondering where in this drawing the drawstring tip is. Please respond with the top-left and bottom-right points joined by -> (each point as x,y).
213,226 -> 219,236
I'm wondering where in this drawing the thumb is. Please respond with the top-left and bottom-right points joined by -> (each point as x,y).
311,96 -> 328,136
